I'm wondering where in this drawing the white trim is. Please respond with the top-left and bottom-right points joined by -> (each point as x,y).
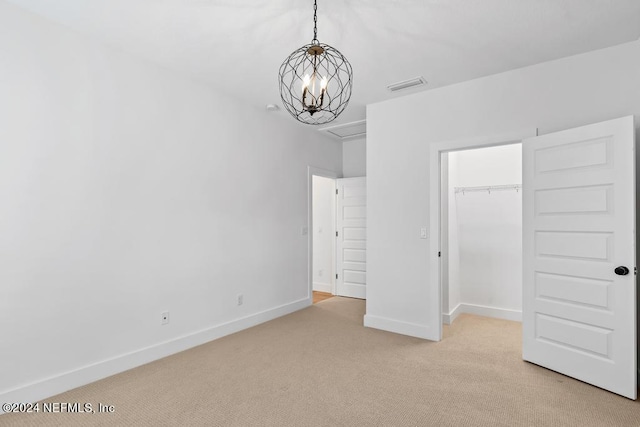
429,129 -> 537,154
307,166 -> 340,300
312,282 -> 333,294
460,303 -> 521,322
364,314 -> 436,340
443,303 -> 522,324
429,129 -> 537,341
442,303 -> 462,325
0,298 -> 310,412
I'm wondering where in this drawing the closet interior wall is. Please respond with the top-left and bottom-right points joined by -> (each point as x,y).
444,144 -> 523,323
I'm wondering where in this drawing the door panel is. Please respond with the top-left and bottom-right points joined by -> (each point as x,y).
523,116 -> 636,399
336,177 -> 366,299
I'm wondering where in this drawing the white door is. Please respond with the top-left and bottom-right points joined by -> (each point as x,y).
336,177 -> 366,299
523,116 -> 636,399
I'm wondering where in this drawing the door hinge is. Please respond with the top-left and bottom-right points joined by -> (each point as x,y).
336,189 -> 338,195
336,231 -> 338,237
438,251 -> 441,257
635,267 -> 637,275
336,274 -> 338,279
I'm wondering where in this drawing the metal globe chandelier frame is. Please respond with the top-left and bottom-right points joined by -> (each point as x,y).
278,0 -> 353,125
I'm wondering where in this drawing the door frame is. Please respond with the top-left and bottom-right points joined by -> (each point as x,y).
308,166 -> 340,302
428,129 -> 537,341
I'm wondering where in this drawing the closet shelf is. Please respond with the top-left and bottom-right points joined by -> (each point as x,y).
454,184 -> 521,194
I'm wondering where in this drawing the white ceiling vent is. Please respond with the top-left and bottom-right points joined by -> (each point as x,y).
387,76 -> 427,92
318,120 -> 366,141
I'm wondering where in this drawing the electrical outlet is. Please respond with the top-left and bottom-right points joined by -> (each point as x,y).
237,294 -> 243,306
161,311 -> 169,325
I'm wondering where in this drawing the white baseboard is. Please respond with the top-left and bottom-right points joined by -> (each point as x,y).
442,303 -> 462,325
364,314 -> 437,340
0,298 -> 311,413
312,282 -> 333,294
443,303 -> 522,323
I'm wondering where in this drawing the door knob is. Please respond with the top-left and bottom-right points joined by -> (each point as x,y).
614,266 -> 630,276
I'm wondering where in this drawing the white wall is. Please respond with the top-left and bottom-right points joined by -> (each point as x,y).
453,144 -> 522,188
0,1 -> 342,405
366,39 -> 640,338
446,145 -> 522,322
312,176 -> 335,293
342,137 -> 366,177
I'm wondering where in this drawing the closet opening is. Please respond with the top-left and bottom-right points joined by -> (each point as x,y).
440,143 -> 523,328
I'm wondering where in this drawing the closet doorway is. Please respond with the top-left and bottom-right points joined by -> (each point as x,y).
441,144 -> 523,325
429,117 -> 636,399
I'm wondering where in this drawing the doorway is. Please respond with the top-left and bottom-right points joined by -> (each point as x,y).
441,144 -> 523,325
311,174 -> 336,304
428,129 -> 534,339
308,168 -> 367,304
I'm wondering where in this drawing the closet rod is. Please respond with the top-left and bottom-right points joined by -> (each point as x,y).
454,184 -> 521,194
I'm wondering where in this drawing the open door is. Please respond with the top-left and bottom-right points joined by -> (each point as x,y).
336,177 -> 366,299
523,116 -> 636,399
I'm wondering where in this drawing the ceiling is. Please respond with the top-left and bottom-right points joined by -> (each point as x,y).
7,0 -> 640,129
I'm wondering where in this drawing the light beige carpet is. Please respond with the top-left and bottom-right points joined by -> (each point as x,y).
2,297 -> 639,426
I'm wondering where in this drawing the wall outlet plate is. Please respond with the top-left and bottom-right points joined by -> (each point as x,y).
161,311 -> 169,325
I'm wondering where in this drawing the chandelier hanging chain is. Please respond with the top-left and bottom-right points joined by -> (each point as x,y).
312,0 -> 318,44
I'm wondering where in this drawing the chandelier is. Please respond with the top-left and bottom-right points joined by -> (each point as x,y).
278,0 -> 353,125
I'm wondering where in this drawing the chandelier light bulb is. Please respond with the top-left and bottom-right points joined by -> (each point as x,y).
302,74 -> 311,91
